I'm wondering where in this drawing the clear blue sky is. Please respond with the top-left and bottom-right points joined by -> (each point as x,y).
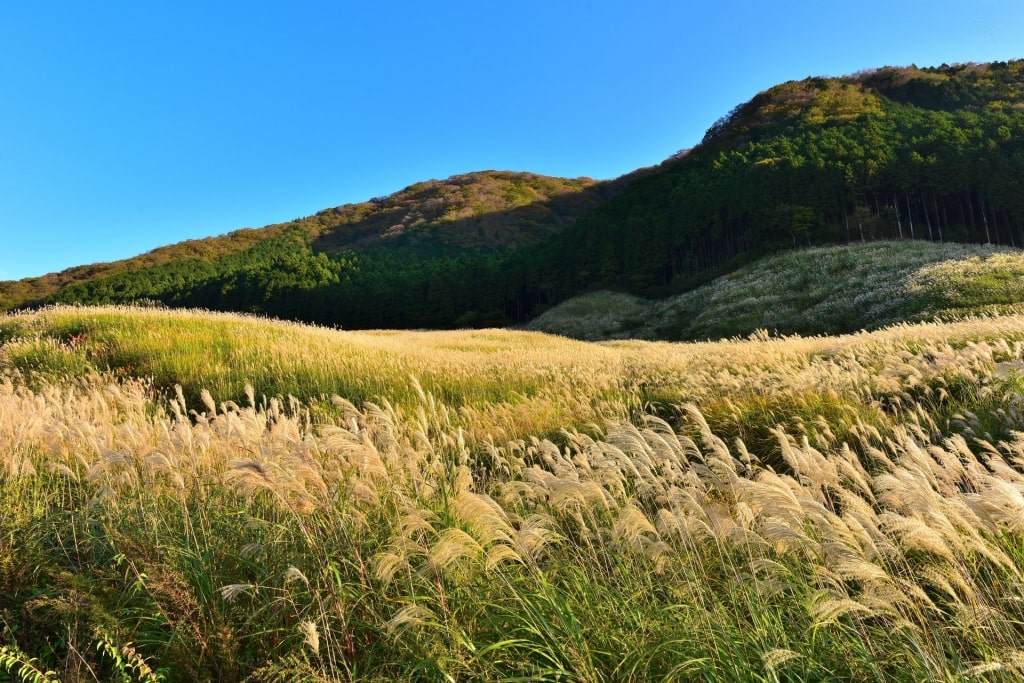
2,1 -> 1022,280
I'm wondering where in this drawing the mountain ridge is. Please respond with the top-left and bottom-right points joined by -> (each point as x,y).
4,59 -> 1024,336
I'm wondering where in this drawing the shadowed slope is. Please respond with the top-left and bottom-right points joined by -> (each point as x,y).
527,241 -> 1024,340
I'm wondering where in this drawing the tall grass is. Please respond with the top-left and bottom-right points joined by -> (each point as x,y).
3,306 -> 1024,680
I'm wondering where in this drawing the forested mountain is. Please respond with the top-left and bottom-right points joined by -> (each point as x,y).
0,172 -> 608,312
517,60 -> 1024,301
4,60 -> 1024,330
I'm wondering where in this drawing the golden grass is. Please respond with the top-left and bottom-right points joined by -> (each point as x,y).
3,305 -> 1024,680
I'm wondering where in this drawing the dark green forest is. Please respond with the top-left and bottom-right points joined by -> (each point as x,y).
16,61 -> 1024,329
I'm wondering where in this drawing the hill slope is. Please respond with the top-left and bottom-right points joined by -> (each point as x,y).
0,171 -> 607,311
526,241 -> 1024,340
4,60 -> 1024,333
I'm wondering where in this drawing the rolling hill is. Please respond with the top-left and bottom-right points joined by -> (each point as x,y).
527,241 -> 1024,340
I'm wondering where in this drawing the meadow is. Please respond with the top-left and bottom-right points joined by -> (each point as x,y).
3,305 -> 1024,681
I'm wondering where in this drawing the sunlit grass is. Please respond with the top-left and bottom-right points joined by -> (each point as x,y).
4,305 -> 1024,680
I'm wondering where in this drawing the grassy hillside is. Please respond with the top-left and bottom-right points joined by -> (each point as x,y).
4,307 -> 1024,680
528,241 -> 1024,341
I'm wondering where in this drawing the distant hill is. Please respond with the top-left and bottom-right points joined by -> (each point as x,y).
4,60 -> 1024,334
0,171 -> 608,311
0,227 -> 275,313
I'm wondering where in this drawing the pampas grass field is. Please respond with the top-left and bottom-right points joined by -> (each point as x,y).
3,304 -> 1024,680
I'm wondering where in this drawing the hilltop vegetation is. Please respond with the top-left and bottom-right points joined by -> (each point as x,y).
4,61 -> 1024,336
309,171 -> 607,253
3,307 -> 1024,680
528,241 -> 1024,340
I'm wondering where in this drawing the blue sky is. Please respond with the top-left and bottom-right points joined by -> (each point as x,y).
2,1 -> 1022,280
